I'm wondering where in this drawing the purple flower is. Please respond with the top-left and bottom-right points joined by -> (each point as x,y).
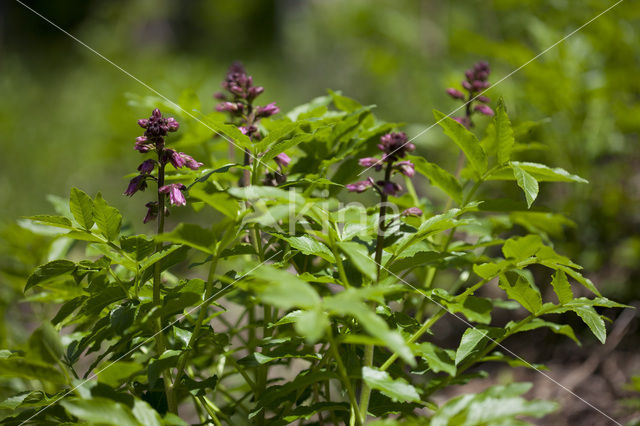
255,102 -> 280,118
346,177 -> 375,193
395,161 -> 415,177
402,207 -> 423,217
159,183 -> 187,206
165,149 -> 185,168
358,157 -> 384,170
166,117 -> 179,132
124,175 -> 147,196
476,95 -> 490,103
274,153 -> 291,167
216,102 -> 242,112
213,92 -> 227,100
247,86 -> 264,100
134,136 -> 154,153
446,88 -> 465,100
453,116 -> 472,129
239,125 -> 258,136
136,109 -> 180,144
143,201 -> 158,223
165,150 -> 203,170
138,159 -> 156,174
474,104 -> 494,116
377,132 -> 415,161
379,181 -> 402,196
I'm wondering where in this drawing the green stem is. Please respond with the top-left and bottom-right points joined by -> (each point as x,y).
328,327 -> 363,426
360,162 -> 393,420
327,226 -> 350,288
171,256 -> 219,397
151,160 -> 177,413
380,309 -> 446,371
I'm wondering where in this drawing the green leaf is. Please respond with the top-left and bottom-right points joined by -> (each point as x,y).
253,121 -> 298,153
430,383 -> 557,426
97,361 -> 144,387
433,109 -> 488,174
132,399 -> 162,426
187,164 -> 237,189
156,223 -> 216,254
25,215 -> 74,229
198,113 -> 252,148
61,397 -> 142,426
189,188 -> 239,218
273,234 -> 335,262
0,355 -> 66,384
499,273 -> 542,314
493,99 -> 515,164
361,367 -> 420,403
550,271 -> 573,304
502,234 -> 544,261
28,322 -> 64,363
473,262 -> 504,280
407,156 -> 462,204
511,162 -> 539,208
69,187 -> 95,230
323,289 -> 414,365
120,235 -> 155,261
94,193 -> 122,241
337,241 -> 377,281
282,402 -> 350,422
294,309 -> 329,343
228,185 -> 304,204
251,265 -> 320,309
487,161 -> 588,183
574,306 -> 606,343
413,342 -> 456,376
514,319 -> 579,345
25,259 -> 76,291
455,328 -> 489,365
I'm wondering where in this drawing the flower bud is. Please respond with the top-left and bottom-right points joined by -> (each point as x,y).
124,175 -> 147,196
402,207 -> 423,217
462,81 -> 473,91
476,95 -> 490,103
446,88 -> 465,100
395,161 -> 415,177
255,102 -> 280,119
346,178 -> 374,193
359,157 -> 382,170
137,159 -> 156,174
137,119 -> 149,129
166,117 -> 180,132
274,152 -> 291,168
474,104 -> 494,116
379,181 -> 402,196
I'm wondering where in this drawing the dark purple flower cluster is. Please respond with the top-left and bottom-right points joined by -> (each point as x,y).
215,62 -> 280,139
446,61 -> 493,128
346,132 -> 417,197
125,108 -> 203,222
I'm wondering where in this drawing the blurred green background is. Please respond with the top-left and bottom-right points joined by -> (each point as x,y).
1,0 -> 640,421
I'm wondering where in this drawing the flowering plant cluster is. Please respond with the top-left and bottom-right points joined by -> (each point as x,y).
2,62 -> 625,426
126,108 -> 202,223
447,61 -> 494,128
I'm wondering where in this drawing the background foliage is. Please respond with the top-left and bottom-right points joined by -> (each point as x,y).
1,0 -> 639,424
